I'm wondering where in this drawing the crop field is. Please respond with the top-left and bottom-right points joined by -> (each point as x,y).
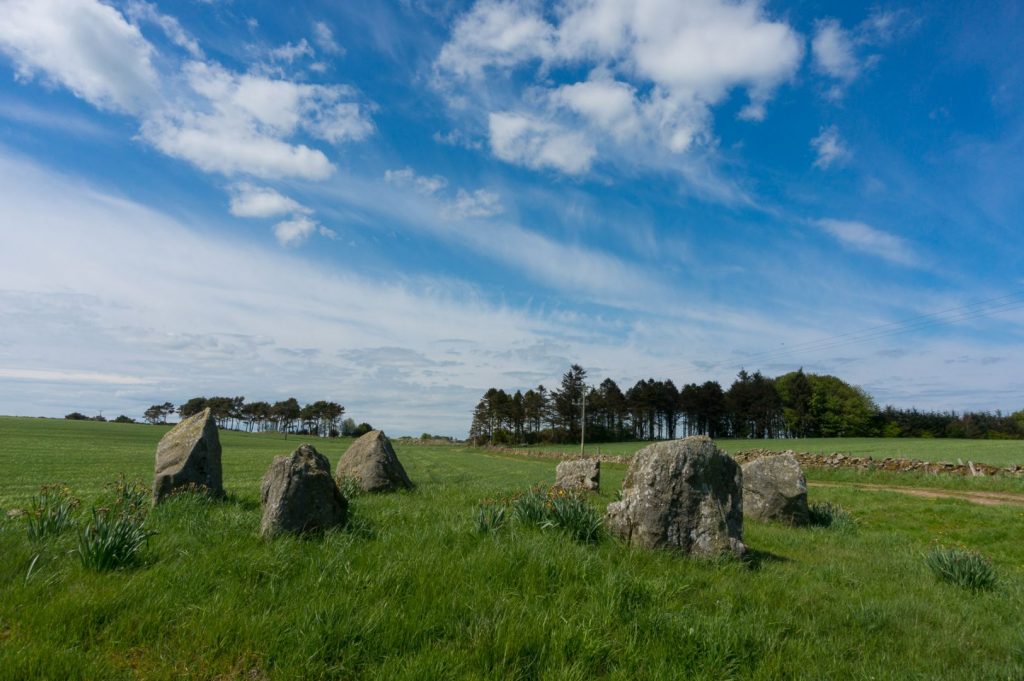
1,417 -> 1023,679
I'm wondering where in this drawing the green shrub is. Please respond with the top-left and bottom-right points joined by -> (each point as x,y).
510,486 -> 549,526
77,508 -> 154,571
542,492 -> 602,543
808,502 -> 856,531
105,474 -> 149,519
474,501 -> 507,534
925,546 -> 997,591
502,486 -> 602,543
25,484 -> 80,541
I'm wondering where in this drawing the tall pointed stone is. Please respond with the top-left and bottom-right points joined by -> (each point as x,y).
260,444 -> 347,538
153,408 -> 224,503
335,430 -> 413,493
605,436 -> 745,558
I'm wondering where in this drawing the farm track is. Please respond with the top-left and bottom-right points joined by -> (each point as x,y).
808,481 -> 1024,507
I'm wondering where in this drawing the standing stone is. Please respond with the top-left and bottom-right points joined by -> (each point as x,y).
742,452 -> 809,526
153,408 -> 224,503
260,444 -> 347,538
335,430 -> 413,493
555,458 -> 600,492
605,436 -> 745,558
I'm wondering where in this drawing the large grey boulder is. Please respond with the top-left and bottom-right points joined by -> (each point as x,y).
335,430 -> 413,493
555,458 -> 600,492
605,436 -> 745,558
742,452 -> 809,526
260,444 -> 347,538
153,408 -> 224,503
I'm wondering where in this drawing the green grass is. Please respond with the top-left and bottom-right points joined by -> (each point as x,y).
526,436 -> 1024,467
1,417 -> 1023,679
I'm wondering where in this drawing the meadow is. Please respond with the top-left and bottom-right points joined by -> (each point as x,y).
1,417 -> 1022,679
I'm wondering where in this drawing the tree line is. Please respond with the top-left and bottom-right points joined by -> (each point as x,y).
469,365 -> 1024,445
82,396 -> 375,438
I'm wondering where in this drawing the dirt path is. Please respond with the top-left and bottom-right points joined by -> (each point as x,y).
808,481 -> 1024,507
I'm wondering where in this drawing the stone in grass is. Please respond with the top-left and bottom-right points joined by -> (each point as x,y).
335,430 -> 413,493
260,444 -> 348,538
605,436 -> 745,558
554,458 -> 600,492
741,452 -> 809,526
153,408 -> 224,504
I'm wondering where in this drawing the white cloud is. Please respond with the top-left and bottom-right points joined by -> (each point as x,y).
273,216 -> 318,246
489,112 -> 596,174
435,0 -> 554,79
141,60 -> 373,179
436,0 -> 803,177
0,0 -> 160,113
384,167 -> 448,195
816,218 -> 920,267
812,19 -> 859,82
313,21 -> 344,55
270,39 -> 314,63
442,188 -> 504,219
0,1 -> 374,182
124,0 -> 203,58
229,183 -> 310,218
811,125 -> 850,169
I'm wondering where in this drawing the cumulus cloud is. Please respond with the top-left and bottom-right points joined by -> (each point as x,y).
442,189 -> 504,219
0,0 -> 160,114
489,112 -> 596,174
384,167 -> 448,195
811,11 -> 912,99
269,39 -> 314,63
812,19 -> 859,84
816,218 -> 920,267
435,0 -> 803,177
229,183 -> 310,218
0,0 -> 374,183
273,215 -> 319,246
811,125 -> 850,169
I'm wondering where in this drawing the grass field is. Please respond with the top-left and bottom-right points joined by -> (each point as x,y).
1,417 -> 1023,679
528,436 -> 1024,467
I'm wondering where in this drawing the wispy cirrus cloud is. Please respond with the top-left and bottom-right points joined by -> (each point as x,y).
815,218 -> 921,267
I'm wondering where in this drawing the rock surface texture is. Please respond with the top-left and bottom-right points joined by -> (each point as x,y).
741,452 -> 809,526
335,430 -> 413,493
260,444 -> 347,538
605,436 -> 745,558
555,458 -> 600,492
153,408 -> 224,503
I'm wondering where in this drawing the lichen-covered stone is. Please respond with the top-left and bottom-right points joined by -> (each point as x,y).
335,430 -> 413,493
153,408 -> 224,504
555,458 -> 600,492
260,444 -> 347,538
742,452 -> 809,526
605,436 -> 745,558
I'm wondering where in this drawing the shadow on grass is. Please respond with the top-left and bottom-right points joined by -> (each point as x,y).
742,547 -> 790,571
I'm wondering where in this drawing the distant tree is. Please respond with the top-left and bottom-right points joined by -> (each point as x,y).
271,398 -> 301,434
143,404 -> 165,425
341,417 -> 358,436
353,422 -> 373,437
178,397 -> 208,418
553,364 -> 587,442
64,412 -> 89,420
113,415 -> 136,424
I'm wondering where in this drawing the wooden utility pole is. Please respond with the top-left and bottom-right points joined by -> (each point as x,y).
580,391 -> 586,456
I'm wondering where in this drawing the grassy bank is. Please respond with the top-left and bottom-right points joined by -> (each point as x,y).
1,417 -> 1022,678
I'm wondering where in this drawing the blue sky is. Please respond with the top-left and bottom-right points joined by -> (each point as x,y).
0,0 -> 1021,435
